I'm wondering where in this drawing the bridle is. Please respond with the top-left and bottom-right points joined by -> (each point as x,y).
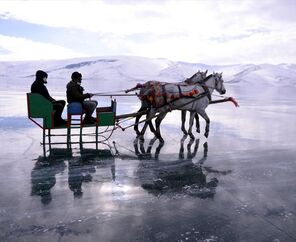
197,74 -> 223,90
192,74 -> 225,101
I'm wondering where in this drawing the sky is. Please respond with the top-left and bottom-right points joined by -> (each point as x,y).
0,0 -> 296,64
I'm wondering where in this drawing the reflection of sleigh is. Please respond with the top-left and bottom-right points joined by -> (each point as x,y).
27,93 -> 117,153
31,147 -> 115,204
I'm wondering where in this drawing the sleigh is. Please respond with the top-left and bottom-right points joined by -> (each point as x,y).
27,93 -> 117,154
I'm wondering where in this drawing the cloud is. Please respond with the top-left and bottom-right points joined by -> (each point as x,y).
0,46 -> 12,54
0,34 -> 86,61
210,28 -> 271,43
0,1 -> 236,35
0,0 -> 295,64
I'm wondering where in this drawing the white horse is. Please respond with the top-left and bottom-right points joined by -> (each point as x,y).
181,70 -> 208,135
138,72 -> 226,142
125,70 -> 208,136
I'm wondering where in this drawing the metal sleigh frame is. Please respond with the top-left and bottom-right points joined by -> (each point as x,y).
26,93 -> 117,155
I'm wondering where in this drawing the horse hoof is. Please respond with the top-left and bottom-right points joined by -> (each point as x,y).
137,134 -> 144,141
135,130 -> 140,136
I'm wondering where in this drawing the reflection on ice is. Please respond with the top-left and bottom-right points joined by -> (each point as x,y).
134,136 -> 232,199
31,148 -> 115,204
30,136 -> 231,206
68,159 -> 96,199
133,137 -> 164,160
31,155 -> 66,205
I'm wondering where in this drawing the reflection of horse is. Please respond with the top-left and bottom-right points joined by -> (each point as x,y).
31,148 -> 69,205
125,70 -> 208,137
138,72 -> 226,142
137,137 -> 231,199
133,137 -> 164,160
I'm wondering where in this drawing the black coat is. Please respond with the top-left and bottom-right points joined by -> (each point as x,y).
66,81 -> 90,103
31,80 -> 55,102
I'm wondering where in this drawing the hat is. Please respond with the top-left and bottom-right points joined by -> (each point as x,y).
36,70 -> 48,79
71,71 -> 82,80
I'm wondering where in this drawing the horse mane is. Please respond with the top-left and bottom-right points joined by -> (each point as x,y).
185,72 -> 204,83
200,74 -> 212,83
187,72 -> 198,81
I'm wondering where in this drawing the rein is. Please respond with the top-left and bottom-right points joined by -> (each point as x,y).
93,93 -> 137,97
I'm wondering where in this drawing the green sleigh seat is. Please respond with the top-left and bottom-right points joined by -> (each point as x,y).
27,93 -> 117,129
27,93 -> 56,129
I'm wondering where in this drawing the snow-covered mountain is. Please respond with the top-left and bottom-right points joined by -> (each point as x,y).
1,56 -> 295,94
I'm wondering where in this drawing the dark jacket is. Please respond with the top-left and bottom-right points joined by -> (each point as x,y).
66,81 -> 90,103
31,80 -> 55,102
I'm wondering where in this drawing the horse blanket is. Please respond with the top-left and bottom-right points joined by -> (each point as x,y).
137,81 -> 203,108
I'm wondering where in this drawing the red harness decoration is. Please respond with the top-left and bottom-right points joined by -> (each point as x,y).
139,81 -> 200,108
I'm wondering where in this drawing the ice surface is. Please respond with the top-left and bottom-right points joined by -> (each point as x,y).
0,56 -> 296,242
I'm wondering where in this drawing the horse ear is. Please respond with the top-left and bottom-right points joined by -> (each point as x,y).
220,72 -> 223,76
205,70 -> 208,75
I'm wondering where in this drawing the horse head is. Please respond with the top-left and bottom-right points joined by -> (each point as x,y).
213,72 -> 226,95
185,69 -> 208,84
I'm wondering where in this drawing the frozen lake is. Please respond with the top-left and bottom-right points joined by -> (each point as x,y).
0,87 -> 296,242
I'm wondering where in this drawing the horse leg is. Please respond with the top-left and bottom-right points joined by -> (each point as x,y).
136,110 -> 156,136
135,101 -> 151,136
134,103 -> 147,135
181,110 -> 187,135
138,109 -> 156,141
198,110 -> 210,138
187,111 -> 196,140
154,112 -> 167,143
195,113 -> 200,133
148,119 -> 156,135
134,112 -> 142,136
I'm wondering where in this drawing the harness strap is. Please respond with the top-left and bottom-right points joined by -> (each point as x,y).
157,92 -> 209,110
177,85 -> 183,97
202,85 -> 212,101
162,84 -> 168,105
